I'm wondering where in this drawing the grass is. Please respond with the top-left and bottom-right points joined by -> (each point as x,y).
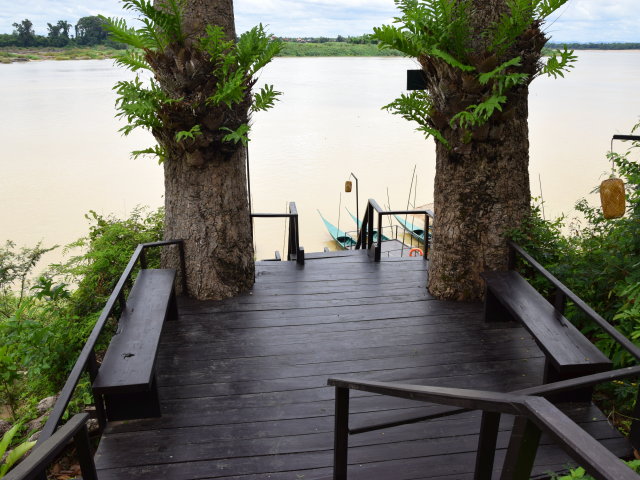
279,41 -> 402,57
0,45 -> 123,64
0,42 -> 402,64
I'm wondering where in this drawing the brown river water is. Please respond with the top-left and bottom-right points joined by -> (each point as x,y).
1,51 -> 639,266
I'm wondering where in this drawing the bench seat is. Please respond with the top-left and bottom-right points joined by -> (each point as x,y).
93,268 -> 177,421
481,271 -> 611,400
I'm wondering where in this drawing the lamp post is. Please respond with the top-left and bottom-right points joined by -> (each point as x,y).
345,173 -> 359,228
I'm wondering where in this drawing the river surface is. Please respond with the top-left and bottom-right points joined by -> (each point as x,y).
1,52 -> 639,265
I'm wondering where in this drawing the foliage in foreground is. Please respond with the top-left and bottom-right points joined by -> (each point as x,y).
373,0 -> 576,147
512,126 -> 640,428
101,0 -> 283,162
551,459 -> 640,479
0,207 -> 163,462
0,423 -> 36,478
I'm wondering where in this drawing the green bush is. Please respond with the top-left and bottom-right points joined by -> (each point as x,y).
279,41 -> 401,57
512,124 -> 640,426
0,207 -> 163,428
0,423 -> 36,478
58,207 -> 163,317
551,459 -> 640,479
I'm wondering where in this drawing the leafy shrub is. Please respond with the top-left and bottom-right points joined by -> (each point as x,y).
0,207 -> 163,426
512,125 -> 640,426
0,423 -> 36,477
58,207 -> 164,317
551,459 -> 640,479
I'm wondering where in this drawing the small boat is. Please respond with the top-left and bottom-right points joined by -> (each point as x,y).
394,214 -> 429,244
317,210 -> 356,249
346,208 -> 390,242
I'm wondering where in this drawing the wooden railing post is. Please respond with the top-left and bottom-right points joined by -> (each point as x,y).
139,249 -> 147,269
355,204 -> 367,249
334,386 -> 350,480
424,214 -> 429,259
87,351 -> 107,432
474,411 -> 501,480
74,423 -> 98,480
554,289 -> 567,314
630,385 -> 640,453
507,242 -> 517,270
366,205 -> 374,251
375,212 -> 382,262
500,416 -> 541,480
117,290 -> 127,315
287,216 -> 296,260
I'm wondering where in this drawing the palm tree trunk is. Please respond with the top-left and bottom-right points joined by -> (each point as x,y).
160,0 -> 255,300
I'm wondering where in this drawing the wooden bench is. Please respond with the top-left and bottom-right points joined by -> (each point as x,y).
92,269 -> 177,421
481,270 -> 611,402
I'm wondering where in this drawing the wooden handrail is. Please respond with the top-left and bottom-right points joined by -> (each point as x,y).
508,240 -> 640,451
508,241 -> 640,362
329,377 -> 639,480
523,396 -> 639,480
356,199 -> 433,261
328,377 -> 525,414
37,240 -> 186,445
251,202 -> 304,264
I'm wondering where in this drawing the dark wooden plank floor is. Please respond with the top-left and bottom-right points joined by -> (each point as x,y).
94,251 -> 630,480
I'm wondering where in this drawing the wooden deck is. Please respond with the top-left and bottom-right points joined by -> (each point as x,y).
94,251 -> 630,480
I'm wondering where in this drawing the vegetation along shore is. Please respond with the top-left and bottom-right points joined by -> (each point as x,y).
2,41 -> 640,64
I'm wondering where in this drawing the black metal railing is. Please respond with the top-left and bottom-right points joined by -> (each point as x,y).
508,241 -> 640,361
4,414 -> 97,480
329,242 -> 640,478
507,240 -> 640,449
329,371 -> 640,480
36,240 -> 186,447
355,199 -> 433,261
251,202 -> 304,265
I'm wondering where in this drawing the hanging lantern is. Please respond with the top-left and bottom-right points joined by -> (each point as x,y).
345,180 -> 352,193
600,177 -> 626,219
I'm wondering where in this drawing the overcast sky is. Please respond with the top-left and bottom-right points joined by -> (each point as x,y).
0,0 -> 638,43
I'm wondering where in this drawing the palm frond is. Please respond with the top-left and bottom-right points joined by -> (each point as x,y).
100,16 -> 154,49
372,25 -> 421,57
252,84 -> 282,112
236,25 -> 283,76
534,0 -> 569,18
540,46 -> 576,79
114,49 -> 151,72
489,0 -> 535,54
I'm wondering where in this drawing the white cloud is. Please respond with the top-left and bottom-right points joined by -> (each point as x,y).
545,0 -> 640,42
0,0 -> 638,41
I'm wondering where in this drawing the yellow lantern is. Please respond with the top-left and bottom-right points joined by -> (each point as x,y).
345,181 -> 352,193
600,177 -> 625,219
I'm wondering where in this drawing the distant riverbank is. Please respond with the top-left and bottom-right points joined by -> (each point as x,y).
0,42 -> 401,63
2,42 -> 639,63
280,42 -> 401,56
0,45 -> 122,63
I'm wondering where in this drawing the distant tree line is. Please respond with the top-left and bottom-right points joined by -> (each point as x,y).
276,34 -> 377,44
547,42 -> 640,50
0,17 -> 124,48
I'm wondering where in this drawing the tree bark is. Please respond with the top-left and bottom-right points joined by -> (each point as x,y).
164,147 -> 254,299
426,0 -> 539,300
159,0 -> 255,300
428,95 -> 530,300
